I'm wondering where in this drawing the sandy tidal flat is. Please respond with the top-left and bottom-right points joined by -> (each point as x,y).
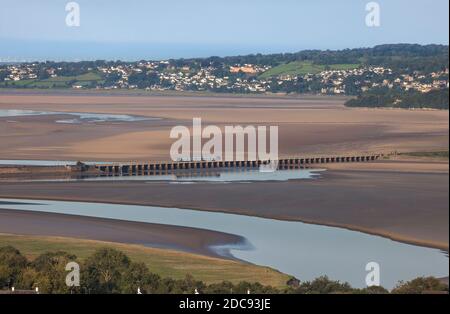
0,93 -> 448,161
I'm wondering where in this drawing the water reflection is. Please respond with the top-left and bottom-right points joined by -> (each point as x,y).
2,167 -> 323,183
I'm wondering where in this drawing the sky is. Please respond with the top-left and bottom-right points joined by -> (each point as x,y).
0,0 -> 448,61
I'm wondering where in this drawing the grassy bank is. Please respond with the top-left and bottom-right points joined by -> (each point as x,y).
394,150 -> 449,161
0,234 -> 290,288
398,151 -> 449,159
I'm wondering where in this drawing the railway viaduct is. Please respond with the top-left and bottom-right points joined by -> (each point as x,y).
94,154 -> 383,175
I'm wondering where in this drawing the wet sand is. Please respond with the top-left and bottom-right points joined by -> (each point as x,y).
0,208 -> 243,258
0,94 -> 447,161
0,162 -> 448,251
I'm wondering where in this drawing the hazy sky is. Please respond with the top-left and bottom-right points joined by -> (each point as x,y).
0,0 -> 448,61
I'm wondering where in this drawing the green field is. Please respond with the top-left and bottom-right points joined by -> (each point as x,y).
259,61 -> 360,79
0,234 -> 290,287
398,151 -> 449,159
0,72 -> 103,88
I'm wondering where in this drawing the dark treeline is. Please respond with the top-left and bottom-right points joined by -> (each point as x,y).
346,88 -> 449,109
195,44 -> 449,72
10,44 -> 450,75
0,246 -> 448,294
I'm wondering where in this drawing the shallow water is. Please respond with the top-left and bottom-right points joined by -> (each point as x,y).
0,109 -> 156,123
0,198 -> 447,289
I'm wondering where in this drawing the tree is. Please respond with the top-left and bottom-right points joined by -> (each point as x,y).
0,246 -> 28,288
392,277 -> 449,294
83,248 -> 131,293
356,285 -> 389,294
16,267 -> 50,292
37,68 -> 50,80
120,262 -> 161,294
293,276 -> 354,294
204,281 -> 235,294
30,251 -> 79,293
177,274 -> 206,294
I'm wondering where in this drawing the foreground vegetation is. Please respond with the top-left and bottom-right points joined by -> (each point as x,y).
0,244 -> 448,294
0,234 -> 288,287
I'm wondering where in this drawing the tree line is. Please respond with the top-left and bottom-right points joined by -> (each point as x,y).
0,246 -> 448,294
2,44 -> 448,75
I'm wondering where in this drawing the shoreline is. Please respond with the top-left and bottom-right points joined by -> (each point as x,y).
0,88 -> 352,101
1,88 -> 448,112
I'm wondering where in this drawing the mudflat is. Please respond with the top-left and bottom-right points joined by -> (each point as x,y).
0,93 -> 448,254
1,161 -> 448,251
0,208 -> 242,258
0,93 -> 448,161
